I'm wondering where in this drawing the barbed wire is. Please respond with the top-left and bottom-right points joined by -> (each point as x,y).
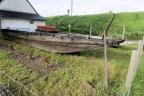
0,71 -> 38,96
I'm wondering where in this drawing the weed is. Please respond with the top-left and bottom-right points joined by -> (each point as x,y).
41,55 -> 51,68
27,49 -> 34,59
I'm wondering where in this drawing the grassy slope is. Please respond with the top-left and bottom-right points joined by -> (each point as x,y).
0,34 -> 143,96
46,12 -> 144,39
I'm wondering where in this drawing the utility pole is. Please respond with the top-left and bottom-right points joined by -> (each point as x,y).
85,10 -> 86,15
71,0 -> 73,16
67,9 -> 70,16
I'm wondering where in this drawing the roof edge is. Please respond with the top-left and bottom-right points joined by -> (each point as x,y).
27,0 -> 39,14
0,9 -> 46,21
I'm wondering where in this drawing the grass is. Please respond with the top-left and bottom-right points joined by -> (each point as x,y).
0,34 -> 143,96
46,12 -> 144,40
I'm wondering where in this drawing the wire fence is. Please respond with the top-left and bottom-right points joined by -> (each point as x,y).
0,71 -> 38,96
118,37 -> 144,96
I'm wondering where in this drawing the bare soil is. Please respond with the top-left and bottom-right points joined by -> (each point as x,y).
0,41 -> 61,74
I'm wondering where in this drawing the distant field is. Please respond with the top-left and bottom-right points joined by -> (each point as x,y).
0,34 -> 143,96
46,12 -> 144,40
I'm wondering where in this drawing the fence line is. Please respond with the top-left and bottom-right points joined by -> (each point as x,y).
0,71 -> 38,96
126,39 -> 144,96
118,37 -> 144,96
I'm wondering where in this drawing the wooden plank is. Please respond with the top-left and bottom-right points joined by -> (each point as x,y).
3,35 -> 103,53
15,35 -> 104,45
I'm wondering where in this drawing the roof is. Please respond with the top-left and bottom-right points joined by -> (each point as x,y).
0,9 -> 45,21
27,0 -> 38,14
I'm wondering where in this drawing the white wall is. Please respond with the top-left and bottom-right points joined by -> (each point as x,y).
0,0 -> 36,14
1,19 -> 45,32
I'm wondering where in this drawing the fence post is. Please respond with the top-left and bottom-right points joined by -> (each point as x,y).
104,31 -> 108,92
124,50 -> 137,91
90,24 -> 92,38
142,36 -> 144,51
137,40 -> 143,56
124,39 -> 143,96
122,25 -> 125,40
68,24 -> 71,34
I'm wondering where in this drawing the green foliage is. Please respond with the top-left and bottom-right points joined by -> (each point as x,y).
46,12 -> 144,40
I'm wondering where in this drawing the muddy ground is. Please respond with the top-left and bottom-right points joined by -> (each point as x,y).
0,41 -> 61,74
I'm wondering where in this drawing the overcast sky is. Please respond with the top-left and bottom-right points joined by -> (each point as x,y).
29,0 -> 144,17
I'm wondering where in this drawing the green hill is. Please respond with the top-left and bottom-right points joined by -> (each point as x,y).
46,12 -> 144,40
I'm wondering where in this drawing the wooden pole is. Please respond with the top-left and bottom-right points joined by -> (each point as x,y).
124,50 -> 138,92
102,13 -> 115,40
124,37 -> 144,95
90,24 -> 92,37
68,24 -> 71,34
87,24 -> 92,39
122,25 -> 125,40
125,41 -> 143,95
143,36 -> 144,51
137,40 -> 143,57
104,31 -> 108,92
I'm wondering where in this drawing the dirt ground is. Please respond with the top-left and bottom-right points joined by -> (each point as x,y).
0,41 -> 61,74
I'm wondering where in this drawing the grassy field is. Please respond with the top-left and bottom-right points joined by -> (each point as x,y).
46,12 -> 144,40
0,34 -> 143,96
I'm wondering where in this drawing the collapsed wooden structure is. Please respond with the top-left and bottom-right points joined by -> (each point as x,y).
1,29 -> 124,53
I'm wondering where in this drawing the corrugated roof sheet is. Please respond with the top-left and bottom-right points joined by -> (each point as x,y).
0,9 -> 45,21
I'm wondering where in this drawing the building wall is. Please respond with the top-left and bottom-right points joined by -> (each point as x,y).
1,19 -> 45,32
0,0 -> 36,14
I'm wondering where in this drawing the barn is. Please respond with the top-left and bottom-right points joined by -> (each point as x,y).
0,0 -> 46,32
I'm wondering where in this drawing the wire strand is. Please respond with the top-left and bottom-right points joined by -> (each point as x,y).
0,71 -> 38,96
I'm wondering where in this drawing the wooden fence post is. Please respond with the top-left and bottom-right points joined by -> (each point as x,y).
124,50 -> 137,91
137,40 -> 143,56
104,31 -> 108,92
90,24 -> 92,38
124,40 -> 143,95
122,25 -> 125,40
140,35 -> 144,52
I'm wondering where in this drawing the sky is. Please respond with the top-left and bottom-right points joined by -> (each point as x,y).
29,0 -> 144,17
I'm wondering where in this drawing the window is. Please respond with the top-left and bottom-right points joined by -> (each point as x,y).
30,20 -> 34,24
